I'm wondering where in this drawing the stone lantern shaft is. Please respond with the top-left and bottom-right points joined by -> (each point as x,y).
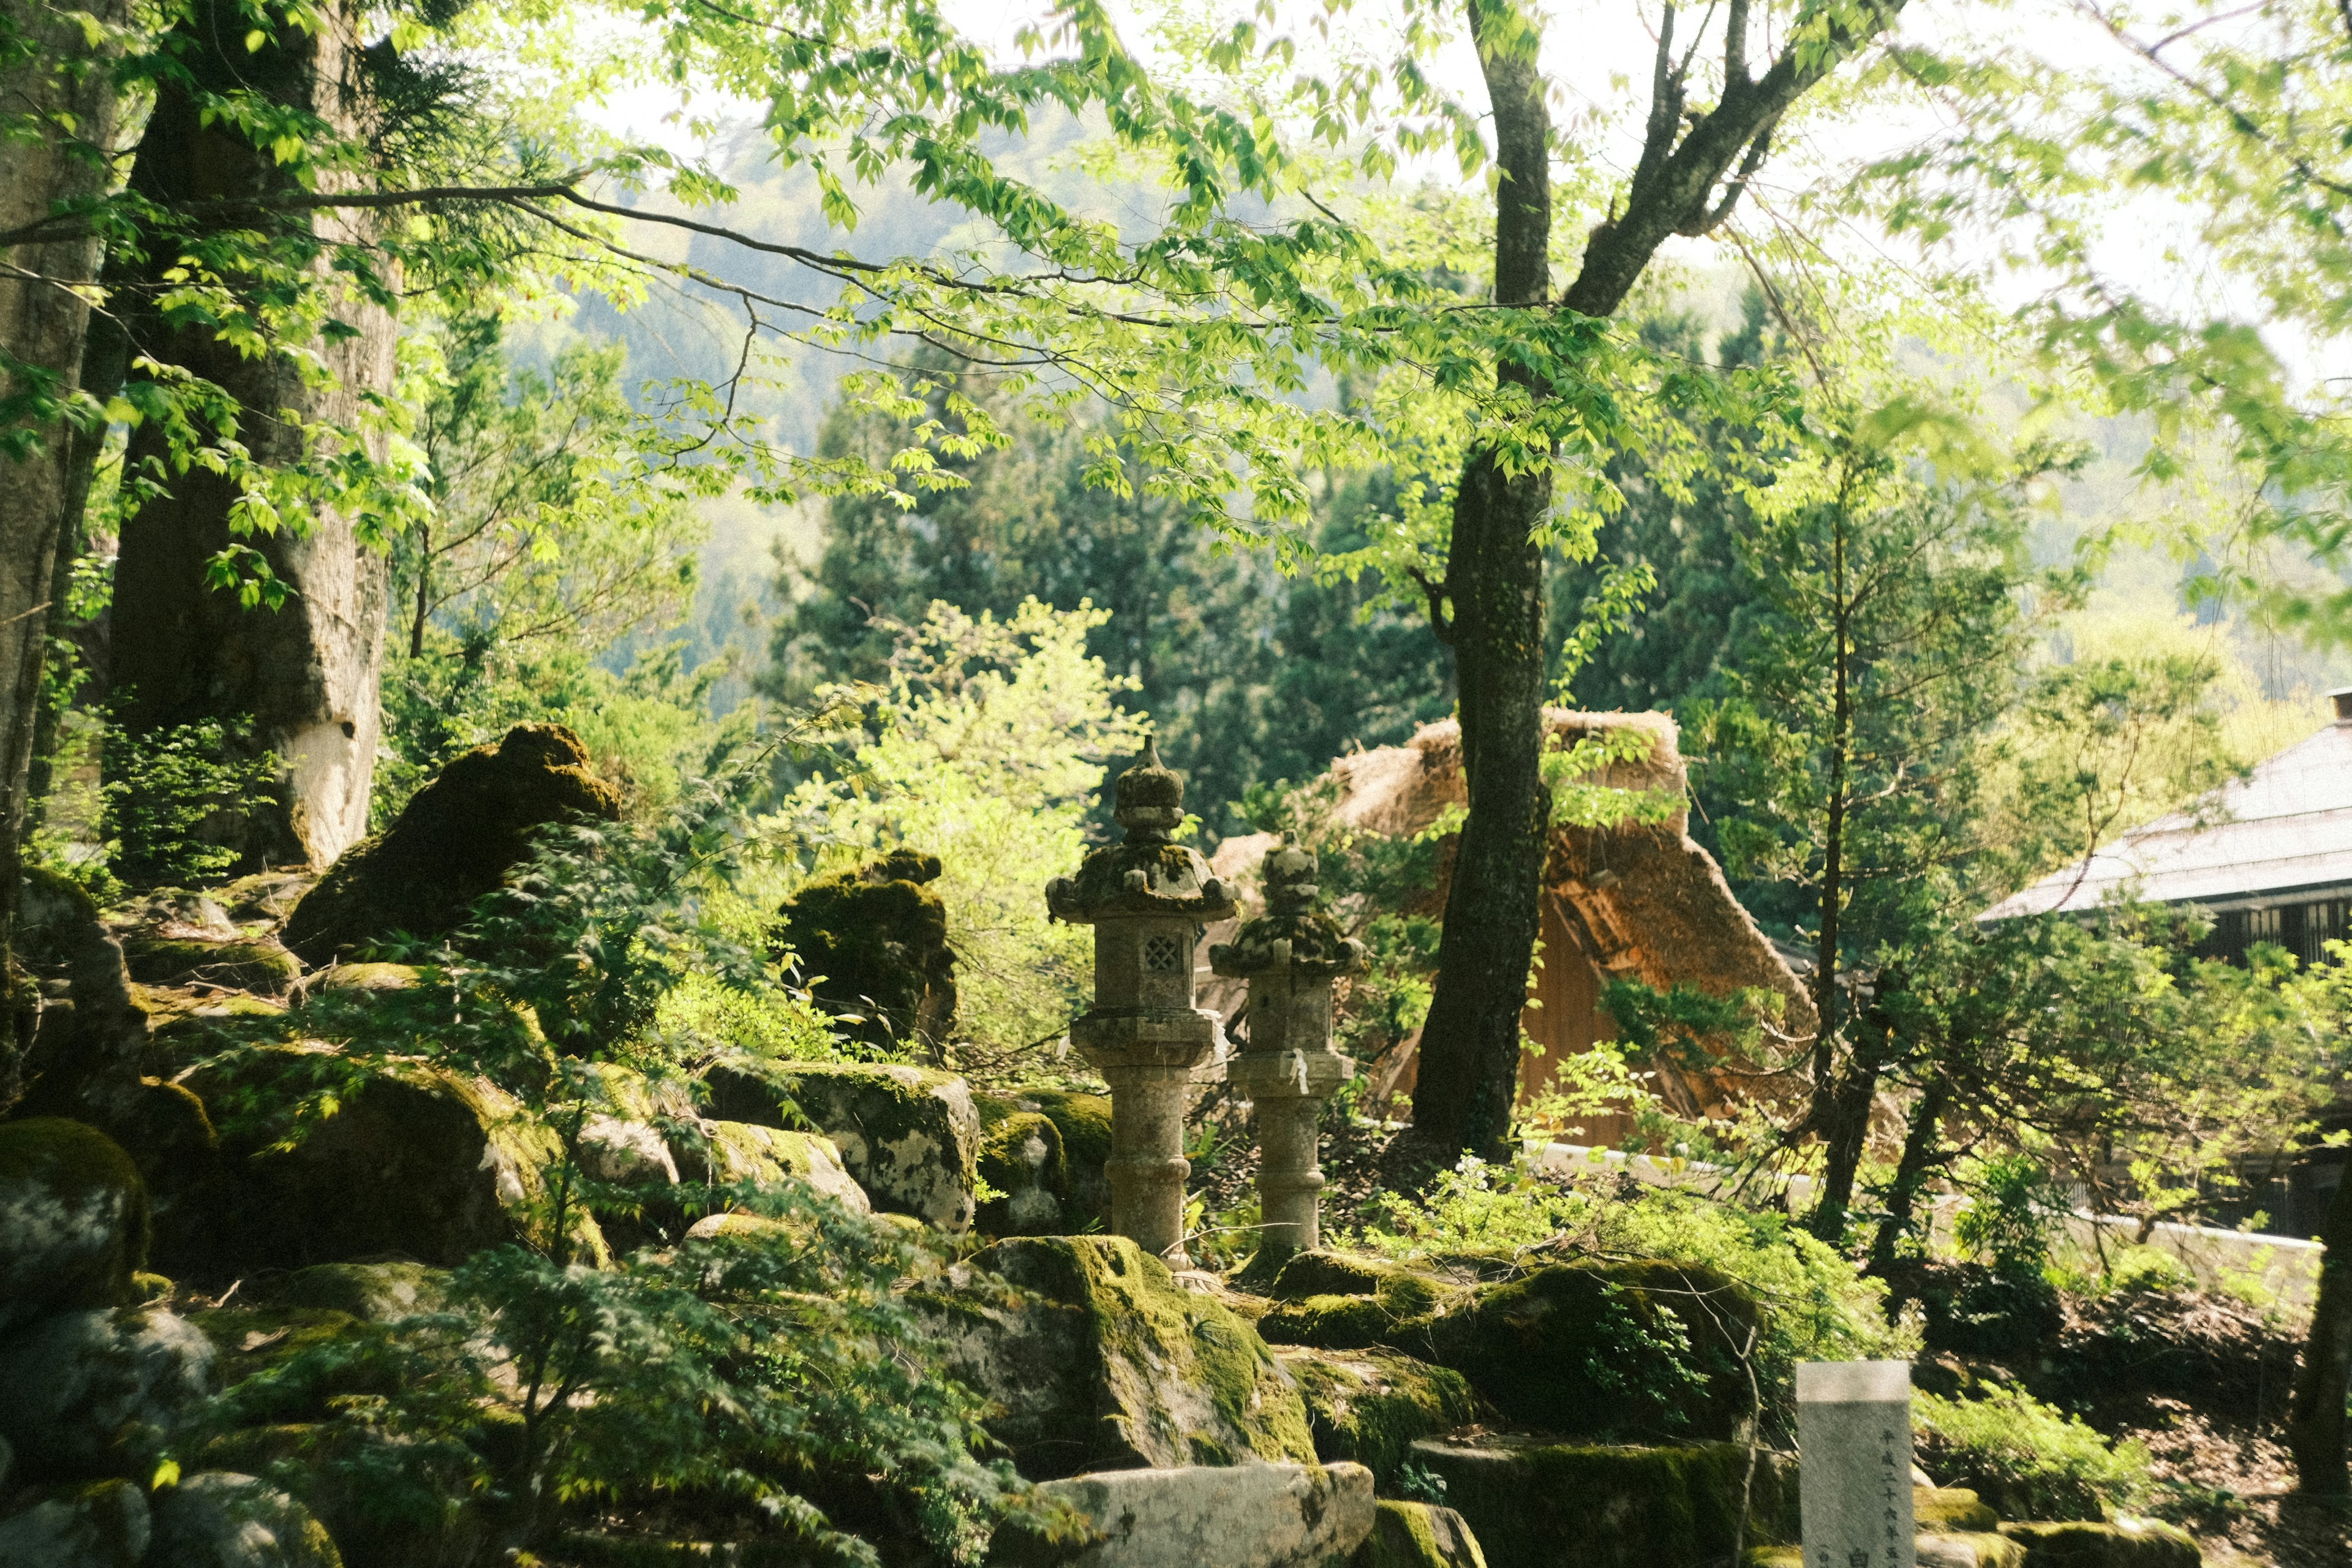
1046,737 -> 1234,1265
1210,838 -> 1362,1258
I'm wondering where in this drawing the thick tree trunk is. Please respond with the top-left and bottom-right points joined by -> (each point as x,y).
2288,1155 -> 2352,1496
106,0 -> 391,872
1,0 -> 130,1091
1408,6 -> 1553,1161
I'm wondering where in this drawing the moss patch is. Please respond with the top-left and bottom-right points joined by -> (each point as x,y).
1013,1089 -> 1111,1232
1920,1488 -> 2002,1532
1277,1346 -> 1479,1487
1363,1499 -> 1488,1568
771,848 -> 956,1053
1255,1252 -> 1459,1353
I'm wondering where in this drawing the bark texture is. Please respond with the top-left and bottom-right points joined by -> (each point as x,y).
1407,8 -> 1553,1160
1407,0 -> 1907,1160
2287,1156 -> 2352,1495
1,0 -> 130,1090
107,0 -> 393,872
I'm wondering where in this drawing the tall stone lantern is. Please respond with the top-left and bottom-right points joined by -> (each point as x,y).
1209,837 -> 1363,1257
1046,738 -> 1235,1265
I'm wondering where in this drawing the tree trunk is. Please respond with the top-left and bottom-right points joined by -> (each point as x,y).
1408,3 -> 1553,1161
0,0 -> 131,1093
1868,1076 -> 1947,1275
106,0 -> 393,872
2288,1155 -> 2352,1496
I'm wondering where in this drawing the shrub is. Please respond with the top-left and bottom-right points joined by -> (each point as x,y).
100,714 -> 281,889
1913,1385 -> 2151,1521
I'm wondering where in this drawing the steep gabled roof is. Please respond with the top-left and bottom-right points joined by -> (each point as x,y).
1204,710 -> 1817,1050
1985,719 -> 2352,919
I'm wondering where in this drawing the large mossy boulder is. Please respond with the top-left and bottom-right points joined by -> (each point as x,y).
1996,1521 -> 2200,1568
281,723 -> 620,966
148,1472 -> 344,1568
120,934 -> 301,995
682,1118 -> 872,1215
1276,1347 -> 1479,1489
0,1304 -> 217,1479
0,1478 -> 151,1568
1257,1251 -> 1461,1353
706,1058 -> 979,1229
1408,1436 -> 1798,1568
1259,1252 -> 1757,1444
999,1462 -> 1376,1568
773,848 -> 957,1054
0,1118 -> 148,1333
925,1235 -> 1318,1480
173,1048 -> 605,1274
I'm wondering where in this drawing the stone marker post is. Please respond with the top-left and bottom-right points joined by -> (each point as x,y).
1797,1361 -> 1915,1568
1209,837 -> 1362,1257
1046,738 -> 1235,1265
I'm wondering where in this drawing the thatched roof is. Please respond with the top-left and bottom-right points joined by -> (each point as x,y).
1202,711 -> 1814,1102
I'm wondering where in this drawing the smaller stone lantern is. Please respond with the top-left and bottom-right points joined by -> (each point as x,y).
1046,738 -> 1235,1265
1209,837 -> 1363,1259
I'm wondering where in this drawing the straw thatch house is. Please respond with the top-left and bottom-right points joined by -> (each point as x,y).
1201,710 -> 1814,1141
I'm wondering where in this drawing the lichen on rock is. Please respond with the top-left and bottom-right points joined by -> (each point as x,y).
0,1477 -> 151,1568
706,1057 -> 978,1229
148,1471 -> 344,1568
924,1235 -> 1318,1480
0,1303 -> 217,1479
1362,1499 -> 1488,1568
976,1108 -> 1068,1236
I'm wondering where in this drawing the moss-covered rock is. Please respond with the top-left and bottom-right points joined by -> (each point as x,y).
1254,1252 -> 1462,1353
0,1304 -> 216,1479
925,1235 -> 1318,1479
281,722 -> 622,967
149,1471 -> 344,1567
978,1110 -> 1069,1236
1996,1521 -> 2201,1568
1408,1436 -> 1798,1568
173,1047 -> 606,1274
675,1118 -> 871,1215
773,848 -> 957,1053
706,1058 -> 978,1229
194,1423 -> 480,1568
0,1118 -> 149,1333
15,869 -> 150,1117
1276,1348 -> 1479,1489
1359,1501 -> 1487,1568
0,1477 -> 151,1567
254,1261 -> 450,1321
1428,1260 -> 1760,1442
216,872 -> 317,922
122,935 -> 301,995
989,1088 -> 1112,1233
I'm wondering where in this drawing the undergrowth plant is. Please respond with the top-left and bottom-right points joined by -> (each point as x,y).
1913,1385 -> 2151,1522
186,736 -> 1056,1562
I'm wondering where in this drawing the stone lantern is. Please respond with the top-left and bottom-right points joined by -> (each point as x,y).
1209,837 -> 1363,1258
1046,738 -> 1235,1265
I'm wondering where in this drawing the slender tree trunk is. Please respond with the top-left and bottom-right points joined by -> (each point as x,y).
106,0 -> 393,873
1,0 -> 130,1097
1408,3 -> 1552,1161
1809,506 -> 1858,1239
2288,1155 -> 2352,1496
1869,1076 -> 1947,1275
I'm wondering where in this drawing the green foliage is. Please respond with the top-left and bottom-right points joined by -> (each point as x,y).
778,599 -> 1147,1079
1953,1154 -> 2067,1280
99,713 -> 281,891
1913,1385 -> 2152,1524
